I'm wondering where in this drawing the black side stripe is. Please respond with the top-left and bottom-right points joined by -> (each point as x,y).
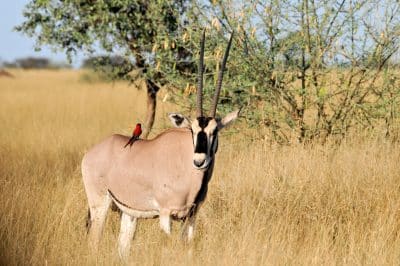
189,162 -> 213,218
108,189 -> 135,210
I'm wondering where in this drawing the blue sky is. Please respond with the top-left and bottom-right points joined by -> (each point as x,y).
0,0 -> 82,67
1,1 -> 398,67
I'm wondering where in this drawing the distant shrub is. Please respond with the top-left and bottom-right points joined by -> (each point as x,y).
81,55 -> 134,80
16,57 -> 49,69
2,57 -> 70,69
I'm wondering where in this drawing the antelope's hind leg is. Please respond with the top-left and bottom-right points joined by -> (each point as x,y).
118,213 -> 137,259
86,193 -> 112,249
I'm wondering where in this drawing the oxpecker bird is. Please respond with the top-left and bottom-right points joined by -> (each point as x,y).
124,123 -> 142,148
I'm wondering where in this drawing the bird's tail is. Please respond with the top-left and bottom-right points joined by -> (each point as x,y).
124,141 -> 130,148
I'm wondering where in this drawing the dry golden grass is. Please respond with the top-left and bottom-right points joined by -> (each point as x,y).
1,70 -> 400,265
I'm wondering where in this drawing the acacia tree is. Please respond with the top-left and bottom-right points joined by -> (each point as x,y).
17,0 -> 400,143
187,0 -> 400,143
16,0 -> 189,138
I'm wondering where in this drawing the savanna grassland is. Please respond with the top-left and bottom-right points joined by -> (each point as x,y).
1,70 -> 400,265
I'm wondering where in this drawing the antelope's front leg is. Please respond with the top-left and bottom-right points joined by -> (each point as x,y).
186,216 -> 196,241
159,210 -> 171,235
181,210 -> 198,242
118,213 -> 137,259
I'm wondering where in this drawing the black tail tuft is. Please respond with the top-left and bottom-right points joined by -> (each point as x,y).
86,208 -> 91,233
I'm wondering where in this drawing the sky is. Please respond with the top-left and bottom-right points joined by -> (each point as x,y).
0,0 -> 82,68
1,1 -> 398,67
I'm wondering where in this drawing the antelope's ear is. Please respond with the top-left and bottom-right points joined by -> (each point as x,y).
218,109 -> 241,130
168,113 -> 191,128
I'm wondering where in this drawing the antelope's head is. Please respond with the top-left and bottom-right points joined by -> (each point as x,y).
169,30 -> 239,170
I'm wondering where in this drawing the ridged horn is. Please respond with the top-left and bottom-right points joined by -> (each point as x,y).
196,29 -> 206,117
210,31 -> 234,118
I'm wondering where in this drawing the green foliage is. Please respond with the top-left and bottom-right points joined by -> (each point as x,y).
16,0 -> 188,79
183,0 -> 400,143
16,0 -> 400,143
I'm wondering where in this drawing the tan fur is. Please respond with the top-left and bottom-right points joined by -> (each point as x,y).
82,110 -> 239,258
82,28 -> 237,258
82,128 -> 205,218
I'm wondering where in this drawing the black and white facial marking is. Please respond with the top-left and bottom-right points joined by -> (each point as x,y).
170,114 -> 185,127
191,117 -> 219,170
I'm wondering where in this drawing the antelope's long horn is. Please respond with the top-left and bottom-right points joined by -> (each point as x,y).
210,31 -> 234,118
197,29 -> 206,117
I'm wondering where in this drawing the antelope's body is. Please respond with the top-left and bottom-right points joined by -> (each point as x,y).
82,30 -> 237,259
82,128 -> 212,220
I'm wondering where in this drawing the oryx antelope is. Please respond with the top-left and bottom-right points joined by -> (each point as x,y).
81,30 -> 239,258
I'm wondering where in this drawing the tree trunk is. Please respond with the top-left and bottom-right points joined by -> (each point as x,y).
130,47 -> 159,139
142,79 -> 160,139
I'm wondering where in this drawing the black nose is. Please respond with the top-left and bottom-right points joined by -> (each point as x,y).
193,160 -> 204,168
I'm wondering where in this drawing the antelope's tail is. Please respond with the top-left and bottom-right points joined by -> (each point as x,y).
86,208 -> 91,233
